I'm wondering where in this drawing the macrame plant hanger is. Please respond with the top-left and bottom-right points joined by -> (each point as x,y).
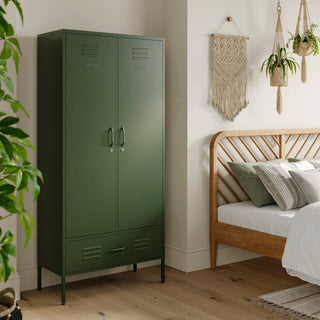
271,0 -> 288,115
295,0 -> 312,83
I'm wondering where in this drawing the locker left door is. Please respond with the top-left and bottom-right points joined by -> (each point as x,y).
65,32 -> 117,238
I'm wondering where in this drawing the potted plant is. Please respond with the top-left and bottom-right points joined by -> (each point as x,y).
260,46 -> 299,87
287,24 -> 320,57
260,46 -> 299,114
0,0 -> 42,309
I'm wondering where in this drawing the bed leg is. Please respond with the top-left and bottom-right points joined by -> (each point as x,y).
211,241 -> 218,269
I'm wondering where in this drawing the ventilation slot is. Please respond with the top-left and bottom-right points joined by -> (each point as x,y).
82,246 -> 102,260
132,48 -> 149,60
81,43 -> 104,58
133,237 -> 150,251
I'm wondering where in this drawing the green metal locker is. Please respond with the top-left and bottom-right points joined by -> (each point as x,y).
37,30 -> 165,305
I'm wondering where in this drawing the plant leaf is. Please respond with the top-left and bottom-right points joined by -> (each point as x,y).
7,37 -> 21,55
25,165 -> 43,182
2,244 -> 16,257
0,134 -> 13,159
13,142 -> 27,161
12,49 -> 19,73
0,194 -> 19,213
12,138 -> 35,151
282,63 -> 286,79
0,69 -> 13,93
12,0 -> 23,23
0,251 -> 14,282
0,231 -> 13,244
0,60 -> 7,71
6,23 -> 13,37
9,101 -> 29,117
26,171 -> 40,199
20,211 -> 33,248
0,16 -> 8,34
0,184 -> 15,195
17,170 -> 28,190
0,127 -> 29,138
0,116 -> 19,127
0,41 -> 11,59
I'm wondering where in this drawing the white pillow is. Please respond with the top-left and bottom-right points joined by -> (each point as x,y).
289,169 -> 320,204
309,160 -> 320,169
254,161 -> 315,211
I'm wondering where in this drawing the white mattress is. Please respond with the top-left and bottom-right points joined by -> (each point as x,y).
218,201 -> 299,237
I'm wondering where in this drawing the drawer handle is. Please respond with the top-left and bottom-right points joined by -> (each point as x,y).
82,255 -> 102,260
107,246 -> 126,253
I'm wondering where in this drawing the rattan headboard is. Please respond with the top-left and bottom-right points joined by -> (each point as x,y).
209,129 -> 320,222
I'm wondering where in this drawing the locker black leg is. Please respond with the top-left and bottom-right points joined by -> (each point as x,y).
133,263 -> 137,272
37,265 -> 42,291
61,275 -> 66,305
161,258 -> 165,283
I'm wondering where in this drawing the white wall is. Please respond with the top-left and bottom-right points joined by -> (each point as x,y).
186,0 -> 320,271
163,0 -> 189,271
16,0 -> 164,291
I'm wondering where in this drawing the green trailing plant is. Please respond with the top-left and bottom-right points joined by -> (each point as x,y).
260,47 -> 300,80
0,0 -> 43,282
287,23 -> 320,56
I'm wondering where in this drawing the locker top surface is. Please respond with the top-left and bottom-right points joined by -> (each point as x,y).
37,29 -> 165,42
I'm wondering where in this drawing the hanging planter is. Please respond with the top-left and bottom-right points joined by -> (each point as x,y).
287,0 -> 320,83
260,1 -> 299,114
270,66 -> 288,87
294,41 -> 314,57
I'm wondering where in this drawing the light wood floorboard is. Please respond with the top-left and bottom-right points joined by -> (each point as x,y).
20,257 -> 305,320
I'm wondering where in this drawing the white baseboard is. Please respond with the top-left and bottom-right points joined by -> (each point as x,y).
165,244 -> 260,272
165,244 -> 188,272
18,260 -> 160,292
216,244 -> 261,266
0,272 -> 20,300
18,244 -> 261,291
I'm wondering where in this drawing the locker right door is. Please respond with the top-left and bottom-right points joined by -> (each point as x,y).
118,38 -> 164,231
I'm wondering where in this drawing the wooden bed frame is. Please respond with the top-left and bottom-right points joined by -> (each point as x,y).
209,128 -> 320,269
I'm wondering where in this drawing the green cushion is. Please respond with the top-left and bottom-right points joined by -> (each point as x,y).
288,158 -> 320,163
228,159 -> 287,208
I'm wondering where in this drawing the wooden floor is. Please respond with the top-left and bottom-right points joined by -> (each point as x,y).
20,257 -> 305,320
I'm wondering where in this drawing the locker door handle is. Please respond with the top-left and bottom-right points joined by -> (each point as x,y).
120,127 -> 126,147
107,246 -> 126,253
108,127 -> 114,148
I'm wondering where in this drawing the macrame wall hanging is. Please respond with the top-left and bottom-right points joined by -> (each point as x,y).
294,0 -> 313,83
270,0 -> 287,115
211,17 -> 249,121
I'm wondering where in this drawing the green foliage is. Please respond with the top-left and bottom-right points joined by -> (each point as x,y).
0,0 -> 43,282
260,46 -> 300,79
287,24 -> 320,56
0,230 -> 15,282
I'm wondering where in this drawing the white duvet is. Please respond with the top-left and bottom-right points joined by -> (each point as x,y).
282,202 -> 320,285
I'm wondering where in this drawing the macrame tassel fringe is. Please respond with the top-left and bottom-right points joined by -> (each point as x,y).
301,55 -> 307,83
277,86 -> 282,115
212,69 -> 248,121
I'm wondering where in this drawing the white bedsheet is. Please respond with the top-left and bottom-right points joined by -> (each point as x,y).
218,201 -> 298,237
282,202 -> 320,285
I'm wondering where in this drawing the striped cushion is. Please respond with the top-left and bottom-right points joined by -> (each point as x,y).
254,161 -> 315,211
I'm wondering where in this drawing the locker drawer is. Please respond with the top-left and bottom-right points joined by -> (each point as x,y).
66,228 -> 162,274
